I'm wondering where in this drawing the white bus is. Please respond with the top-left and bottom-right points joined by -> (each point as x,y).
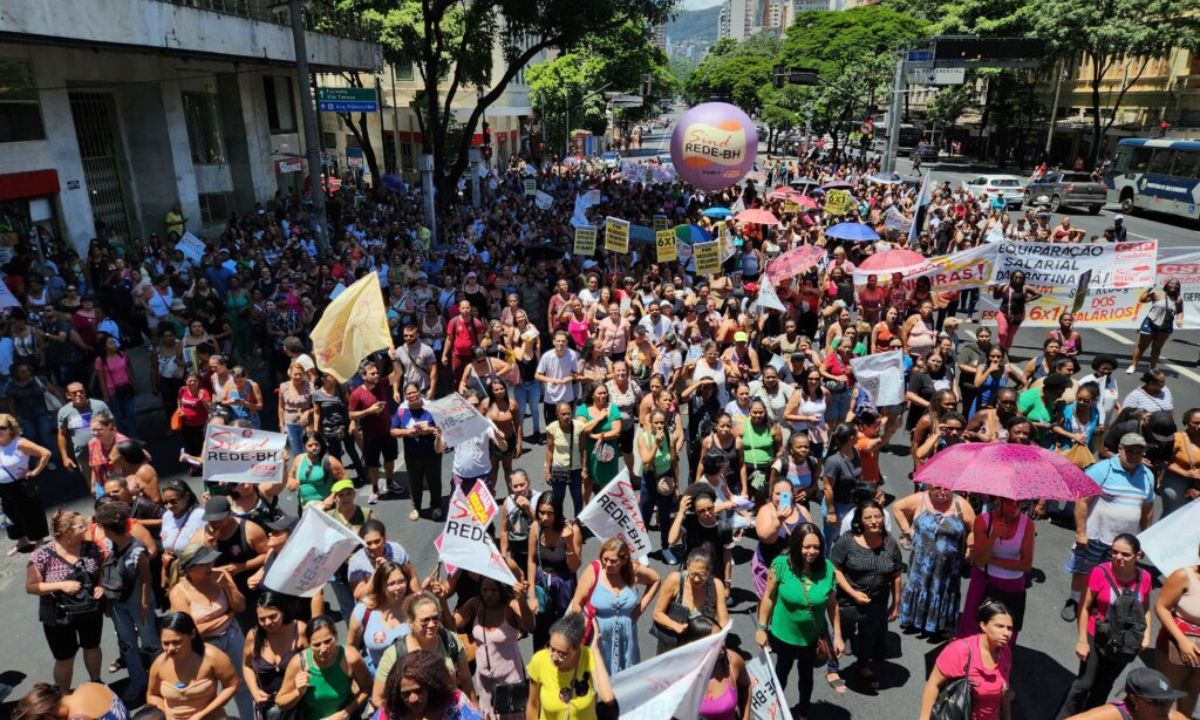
1105,137 -> 1200,221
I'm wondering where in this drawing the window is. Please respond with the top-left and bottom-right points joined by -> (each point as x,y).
345,133 -> 361,150
322,132 -> 337,149
1173,150 -> 1200,182
1130,147 -> 1153,172
0,59 -> 45,142
400,141 -> 414,171
1147,149 -> 1175,174
198,192 -> 230,224
262,76 -> 296,133
394,63 -> 414,81
182,92 -> 226,165
1111,146 -> 1133,173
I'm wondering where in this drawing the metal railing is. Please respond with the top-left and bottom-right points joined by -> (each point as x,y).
147,0 -> 377,43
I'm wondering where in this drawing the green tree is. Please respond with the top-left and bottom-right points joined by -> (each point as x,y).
925,84 -> 975,130
683,32 -> 778,111
336,0 -> 675,216
1028,0 -> 1200,167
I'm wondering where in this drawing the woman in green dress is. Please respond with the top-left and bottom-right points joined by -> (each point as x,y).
576,383 -> 623,504
225,276 -> 254,361
276,615 -> 371,720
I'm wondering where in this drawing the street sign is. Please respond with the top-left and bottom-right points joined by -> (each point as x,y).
317,87 -> 379,113
906,67 -> 967,85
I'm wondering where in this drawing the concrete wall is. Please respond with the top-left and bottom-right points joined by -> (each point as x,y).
2,0 -> 381,71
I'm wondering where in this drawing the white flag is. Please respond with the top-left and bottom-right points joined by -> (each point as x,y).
576,469 -> 652,564
535,190 -> 554,210
908,170 -> 931,245
1138,497 -> 1200,577
263,506 -> 363,597
610,623 -> 731,720
436,486 -> 517,587
746,648 -> 790,720
0,280 -> 19,309
203,425 -> 288,484
755,279 -> 786,312
424,393 -> 494,448
850,350 -> 905,407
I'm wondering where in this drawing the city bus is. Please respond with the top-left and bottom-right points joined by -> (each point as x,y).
1105,137 -> 1200,220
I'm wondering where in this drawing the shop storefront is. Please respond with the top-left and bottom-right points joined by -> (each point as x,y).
0,169 -> 64,262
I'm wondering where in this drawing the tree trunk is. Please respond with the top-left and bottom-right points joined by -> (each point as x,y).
1090,71 -> 1104,171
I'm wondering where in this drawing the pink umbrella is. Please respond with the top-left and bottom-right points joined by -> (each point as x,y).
768,187 -> 793,201
785,192 -> 819,210
856,249 -> 927,274
735,208 -> 780,226
766,244 -> 826,282
914,443 -> 1103,501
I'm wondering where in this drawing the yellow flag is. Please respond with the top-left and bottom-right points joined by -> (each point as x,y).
311,273 -> 393,382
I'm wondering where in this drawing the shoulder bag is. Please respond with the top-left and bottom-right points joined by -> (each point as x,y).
651,571 -> 693,652
477,604 -> 529,714
930,638 -> 975,720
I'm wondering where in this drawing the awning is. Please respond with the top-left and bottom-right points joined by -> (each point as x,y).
0,169 -> 60,202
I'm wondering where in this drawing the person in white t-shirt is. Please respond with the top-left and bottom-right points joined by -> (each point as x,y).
535,331 -> 580,427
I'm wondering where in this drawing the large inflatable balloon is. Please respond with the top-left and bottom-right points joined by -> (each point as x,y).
670,102 -> 758,191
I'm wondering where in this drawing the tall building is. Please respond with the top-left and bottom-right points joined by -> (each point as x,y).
0,0 -> 379,252
717,0 -> 756,40
793,0 -> 833,12
653,24 -> 668,52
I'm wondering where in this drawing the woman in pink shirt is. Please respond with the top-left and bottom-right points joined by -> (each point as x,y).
596,303 -> 630,361
920,601 -> 1014,720
93,332 -> 138,437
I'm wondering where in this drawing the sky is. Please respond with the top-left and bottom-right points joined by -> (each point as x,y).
683,0 -> 724,8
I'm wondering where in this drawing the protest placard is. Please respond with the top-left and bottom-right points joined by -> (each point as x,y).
851,350 -> 905,407
523,178 -> 536,196
435,485 -> 517,586
263,506 -> 363,597
694,240 -> 722,275
1138,497 -> 1200,578
574,226 -> 597,256
577,469 -> 652,563
656,229 -> 677,263
653,214 -> 669,231
746,648 -> 790,720
755,278 -> 786,312
174,232 -> 206,265
203,425 -> 287,484
534,190 -> 554,210
824,189 -> 855,216
434,481 -> 499,574
605,216 -> 630,254
883,206 -> 912,234
611,624 -> 732,720
424,393 -> 494,448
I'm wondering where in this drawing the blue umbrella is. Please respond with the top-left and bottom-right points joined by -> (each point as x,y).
826,222 -> 879,242
381,174 -> 405,193
702,207 -> 732,219
674,224 -> 712,244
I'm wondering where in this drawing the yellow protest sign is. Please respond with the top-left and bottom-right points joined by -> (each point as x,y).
523,178 -> 536,197
782,200 -> 802,214
310,273 -> 393,382
653,215 -> 669,231
694,240 -> 721,276
574,226 -> 596,256
605,216 -> 630,254
656,230 -> 677,263
824,189 -> 854,216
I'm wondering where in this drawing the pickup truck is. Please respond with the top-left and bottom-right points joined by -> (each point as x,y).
1023,171 -> 1107,214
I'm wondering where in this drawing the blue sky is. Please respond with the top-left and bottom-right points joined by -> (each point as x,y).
683,0 -> 724,8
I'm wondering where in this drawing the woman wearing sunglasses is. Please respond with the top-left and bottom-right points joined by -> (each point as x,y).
526,612 -> 616,720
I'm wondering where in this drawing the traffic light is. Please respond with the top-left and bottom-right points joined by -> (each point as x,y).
482,121 -> 491,147
773,64 -> 785,89
932,37 -> 1046,62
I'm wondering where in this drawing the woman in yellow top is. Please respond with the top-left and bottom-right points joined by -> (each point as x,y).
526,613 -> 615,720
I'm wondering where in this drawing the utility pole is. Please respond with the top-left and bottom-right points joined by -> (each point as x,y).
285,0 -> 329,254
1044,59 -> 1065,157
883,53 -> 905,174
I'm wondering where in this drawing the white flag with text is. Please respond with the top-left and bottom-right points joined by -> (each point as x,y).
436,486 -> 517,587
576,469 -> 652,564
610,623 -> 731,720
263,507 -> 363,597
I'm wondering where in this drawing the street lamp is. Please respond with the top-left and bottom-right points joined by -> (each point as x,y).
270,0 -> 330,254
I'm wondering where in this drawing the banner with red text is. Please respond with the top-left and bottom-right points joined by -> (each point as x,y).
576,469 -> 652,564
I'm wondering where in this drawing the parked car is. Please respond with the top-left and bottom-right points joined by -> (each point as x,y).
962,174 -> 1026,209
1024,171 -> 1107,214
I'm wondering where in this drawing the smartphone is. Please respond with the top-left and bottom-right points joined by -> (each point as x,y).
779,490 -> 793,512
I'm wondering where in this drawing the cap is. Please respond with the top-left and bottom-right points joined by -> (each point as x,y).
734,331 -> 749,342
1119,433 -> 1147,448
202,496 -> 232,522
331,478 -> 355,495
1113,214 -> 1125,222
1146,410 -> 1177,444
659,300 -> 672,308
178,543 -> 222,571
466,271 -> 478,279
744,282 -> 759,293
262,514 -> 299,534
1124,667 -> 1185,702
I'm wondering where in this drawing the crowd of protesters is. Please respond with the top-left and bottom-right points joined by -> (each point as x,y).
1,140 -> 1198,720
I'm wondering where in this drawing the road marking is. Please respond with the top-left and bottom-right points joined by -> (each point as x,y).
1093,327 -> 1200,385
1129,232 -> 1158,241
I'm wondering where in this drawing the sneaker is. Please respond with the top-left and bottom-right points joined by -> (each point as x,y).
408,509 -> 420,521
1125,364 -> 1136,375
432,508 -> 443,521
1060,599 -> 1078,622
367,493 -> 379,505
661,548 -> 678,565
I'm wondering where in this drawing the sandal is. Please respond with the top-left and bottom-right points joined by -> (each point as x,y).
825,672 -> 848,693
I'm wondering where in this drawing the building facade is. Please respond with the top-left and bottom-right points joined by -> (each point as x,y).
0,0 -> 379,255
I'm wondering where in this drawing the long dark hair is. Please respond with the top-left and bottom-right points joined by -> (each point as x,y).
383,650 -> 456,715
786,523 -> 826,578
253,591 -> 297,656
534,493 -> 566,533
826,422 -> 857,460
161,612 -> 206,654
849,499 -> 887,538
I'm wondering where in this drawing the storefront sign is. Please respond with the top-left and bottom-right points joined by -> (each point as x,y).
275,158 -> 303,174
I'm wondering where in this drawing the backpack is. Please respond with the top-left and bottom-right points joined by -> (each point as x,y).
392,626 -> 461,666
1094,567 -> 1146,660
100,539 -> 144,603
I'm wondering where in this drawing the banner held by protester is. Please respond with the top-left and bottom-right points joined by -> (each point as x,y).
203,425 -> 287,484
577,469 -> 652,564
263,506 -> 363,597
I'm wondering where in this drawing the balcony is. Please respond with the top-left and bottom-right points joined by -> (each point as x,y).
1,0 -> 381,71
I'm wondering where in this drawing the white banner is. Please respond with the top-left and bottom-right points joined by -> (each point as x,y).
755,278 -> 786,312
424,393 -> 494,448
435,485 -> 517,587
263,506 -> 363,597
850,350 -> 905,407
852,242 -> 995,292
611,624 -> 731,720
203,425 -> 288,484
990,240 -> 1156,289
746,648 -> 790,720
174,232 -> 206,265
1138,497 -> 1200,578
577,469 -> 652,564
535,190 -> 554,210
883,206 -> 911,234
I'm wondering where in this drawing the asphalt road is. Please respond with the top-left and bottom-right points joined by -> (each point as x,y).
2,128 -> 1199,720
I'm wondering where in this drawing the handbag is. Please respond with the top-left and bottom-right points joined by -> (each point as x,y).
47,549 -> 100,625
592,439 -> 616,464
38,380 -> 63,413
797,570 -> 834,661
534,540 -> 552,615
477,603 -> 529,715
170,408 -> 184,432
930,639 -> 975,720
1057,442 -> 1095,470
651,572 -> 693,651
